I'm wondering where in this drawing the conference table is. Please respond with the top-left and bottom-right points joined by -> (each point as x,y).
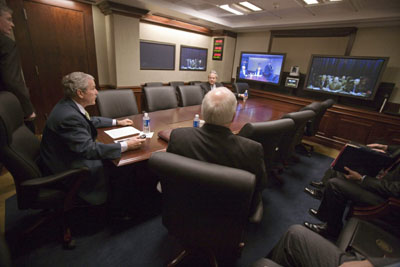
97,97 -> 292,167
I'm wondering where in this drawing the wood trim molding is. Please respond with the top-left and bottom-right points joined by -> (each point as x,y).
97,0 -> 149,18
141,14 -> 212,36
268,27 -> 358,53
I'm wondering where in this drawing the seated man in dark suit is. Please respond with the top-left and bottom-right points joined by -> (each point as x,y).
263,224 -> 399,267
167,87 -> 268,223
200,70 -> 222,95
40,72 -> 145,206
303,143 -> 400,238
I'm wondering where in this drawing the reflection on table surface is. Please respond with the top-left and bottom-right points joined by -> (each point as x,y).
97,97 -> 293,167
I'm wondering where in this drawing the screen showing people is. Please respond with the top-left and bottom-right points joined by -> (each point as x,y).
239,52 -> 285,85
180,46 -> 207,71
305,56 -> 388,100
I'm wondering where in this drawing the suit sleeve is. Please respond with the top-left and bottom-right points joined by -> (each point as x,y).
0,36 -> 34,117
57,115 -> 121,160
90,116 -> 113,128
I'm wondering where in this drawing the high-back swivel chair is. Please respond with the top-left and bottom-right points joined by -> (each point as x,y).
280,110 -> 316,164
143,86 -> 179,112
238,119 -> 295,184
97,89 -> 139,118
148,152 -> 255,266
177,85 -> 204,107
0,91 -> 89,248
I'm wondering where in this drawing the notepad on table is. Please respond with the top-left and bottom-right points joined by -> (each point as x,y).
104,126 -> 140,139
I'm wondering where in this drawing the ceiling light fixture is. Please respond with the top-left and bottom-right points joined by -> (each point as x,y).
303,0 -> 319,4
219,4 -> 244,15
238,1 -> 262,11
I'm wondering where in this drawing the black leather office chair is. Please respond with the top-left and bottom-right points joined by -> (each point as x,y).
143,86 -> 179,112
169,81 -> 185,91
189,81 -> 202,85
233,82 -> 249,98
96,89 -> 139,118
148,152 -> 255,266
298,99 -> 335,155
144,82 -> 164,87
177,85 -> 204,107
0,91 -> 89,248
280,110 -> 316,164
238,119 -> 295,184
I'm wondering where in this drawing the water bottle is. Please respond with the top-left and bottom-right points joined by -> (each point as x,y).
193,114 -> 200,128
143,112 -> 150,133
244,90 -> 248,101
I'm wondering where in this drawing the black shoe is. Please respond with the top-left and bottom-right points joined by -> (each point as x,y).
310,181 -> 324,189
303,222 -> 339,238
308,208 -> 323,221
304,187 -> 323,200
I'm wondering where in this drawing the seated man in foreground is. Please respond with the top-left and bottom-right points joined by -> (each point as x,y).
304,143 -> 400,238
167,87 -> 268,222
261,224 -> 399,267
40,71 -> 145,205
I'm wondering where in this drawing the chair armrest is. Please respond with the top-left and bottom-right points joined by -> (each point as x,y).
21,167 -> 89,188
352,197 -> 400,220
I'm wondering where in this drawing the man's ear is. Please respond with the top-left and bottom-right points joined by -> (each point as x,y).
76,89 -> 84,99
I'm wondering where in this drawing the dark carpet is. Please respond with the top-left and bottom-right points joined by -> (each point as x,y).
5,152 -> 333,267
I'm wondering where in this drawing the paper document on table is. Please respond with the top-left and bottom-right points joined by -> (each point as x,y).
104,126 -> 140,139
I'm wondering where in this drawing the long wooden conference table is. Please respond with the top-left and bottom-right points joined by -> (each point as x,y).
97,97 -> 296,167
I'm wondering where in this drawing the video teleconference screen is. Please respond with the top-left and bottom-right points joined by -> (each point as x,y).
304,55 -> 389,100
238,52 -> 286,85
180,46 -> 207,71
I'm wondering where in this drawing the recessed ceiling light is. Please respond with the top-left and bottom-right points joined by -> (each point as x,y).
303,0 -> 319,4
219,4 -> 244,15
239,1 -> 262,11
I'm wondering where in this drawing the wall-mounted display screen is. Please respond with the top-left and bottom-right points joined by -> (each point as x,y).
304,55 -> 389,100
140,41 -> 175,70
179,45 -> 207,71
238,52 -> 286,86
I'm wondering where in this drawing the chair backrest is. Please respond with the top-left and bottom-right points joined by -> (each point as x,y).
238,119 -> 295,166
148,152 -> 255,260
144,82 -> 163,87
300,99 -> 334,136
96,89 -> 139,118
233,82 -> 249,95
280,110 -> 316,160
177,85 -> 204,107
169,81 -> 185,91
143,86 -> 179,112
0,92 -> 42,208
189,81 -> 202,85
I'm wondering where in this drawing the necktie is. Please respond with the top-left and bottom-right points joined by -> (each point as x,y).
84,110 -> 90,120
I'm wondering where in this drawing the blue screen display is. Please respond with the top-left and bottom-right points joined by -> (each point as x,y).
239,53 -> 285,85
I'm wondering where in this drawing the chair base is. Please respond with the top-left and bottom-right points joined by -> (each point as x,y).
168,249 -> 218,267
296,143 -> 314,157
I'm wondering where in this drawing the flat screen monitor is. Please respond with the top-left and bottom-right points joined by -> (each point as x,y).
238,52 -> 286,85
304,55 -> 389,100
140,41 -> 175,70
180,45 -> 207,71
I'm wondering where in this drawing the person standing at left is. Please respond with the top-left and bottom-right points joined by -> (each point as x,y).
0,4 -> 36,130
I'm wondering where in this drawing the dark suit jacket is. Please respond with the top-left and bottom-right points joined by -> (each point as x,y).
0,34 -> 34,117
200,82 -> 223,95
40,98 -> 121,205
362,145 -> 400,199
167,123 -> 268,213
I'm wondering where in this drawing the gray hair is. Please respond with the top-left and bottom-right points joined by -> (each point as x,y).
62,72 -> 94,98
208,70 -> 218,78
201,87 -> 237,126
0,3 -> 12,16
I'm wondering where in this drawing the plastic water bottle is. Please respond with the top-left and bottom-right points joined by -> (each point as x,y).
244,90 -> 248,101
143,112 -> 150,134
193,114 -> 200,128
